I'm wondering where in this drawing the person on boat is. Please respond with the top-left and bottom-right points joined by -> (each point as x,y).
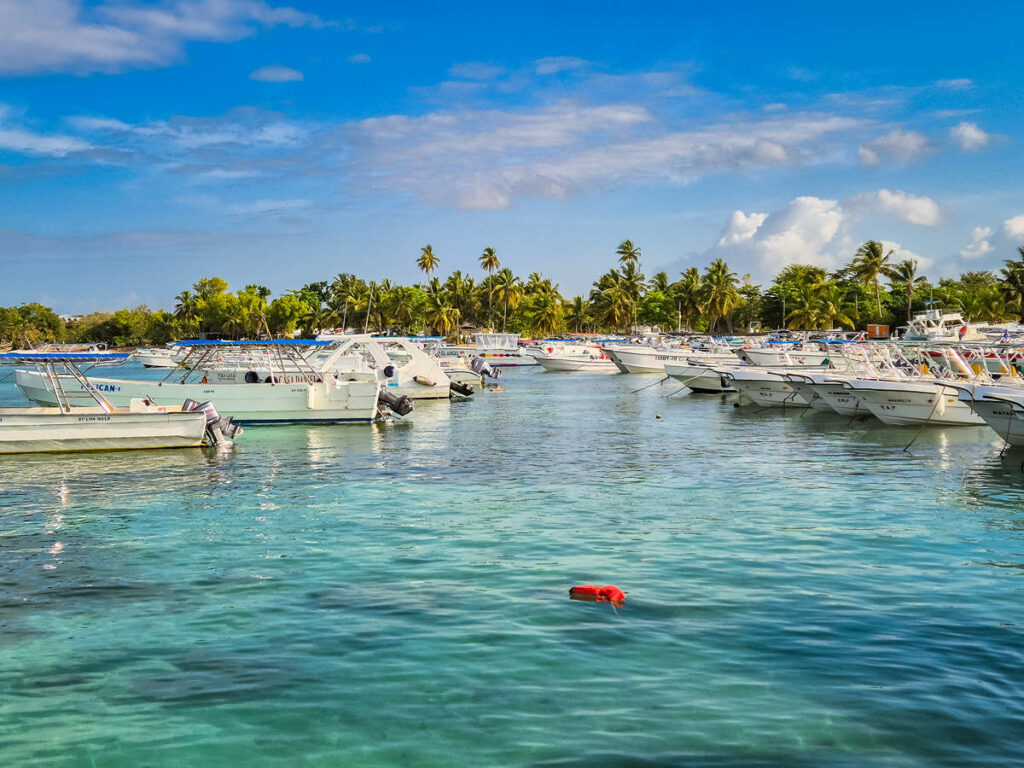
959,324 -> 968,341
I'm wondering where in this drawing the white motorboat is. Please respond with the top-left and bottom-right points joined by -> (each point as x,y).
132,346 -> 183,368
782,372 -> 867,415
0,352 -> 239,453
664,356 -> 737,392
734,344 -> 835,368
949,381 -> 1024,445
533,343 -> 618,373
900,305 -> 985,342
602,344 -> 695,374
841,377 -> 985,426
429,333 -> 538,367
15,341 -> 397,424
720,367 -> 811,407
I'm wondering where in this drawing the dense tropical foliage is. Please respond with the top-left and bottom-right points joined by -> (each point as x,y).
5,242 -> 1024,347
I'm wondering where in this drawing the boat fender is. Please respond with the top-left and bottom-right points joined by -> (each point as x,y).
383,365 -> 396,378
450,381 -> 474,397
413,375 -> 436,387
244,370 -> 259,384
569,585 -> 626,604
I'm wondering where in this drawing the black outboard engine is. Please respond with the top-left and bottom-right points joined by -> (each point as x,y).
184,399 -> 242,445
470,357 -> 502,380
377,388 -> 414,417
449,380 -> 474,397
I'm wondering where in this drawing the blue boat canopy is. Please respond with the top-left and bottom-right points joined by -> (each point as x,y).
0,352 -> 131,363
172,339 -> 334,347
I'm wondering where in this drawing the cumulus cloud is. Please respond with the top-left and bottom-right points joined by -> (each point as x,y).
0,0 -> 337,76
846,189 -> 941,226
1004,214 -> 1024,240
950,121 -> 990,151
705,196 -> 845,275
960,226 -> 994,259
857,129 -> 930,166
935,78 -> 974,90
717,211 -> 768,246
535,56 -> 589,75
250,64 -> 303,82
348,53 -> 370,64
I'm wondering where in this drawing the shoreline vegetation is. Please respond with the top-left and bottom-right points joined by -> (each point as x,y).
4,240 -> 1024,348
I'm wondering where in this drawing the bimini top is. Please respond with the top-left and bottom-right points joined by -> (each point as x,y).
0,352 -> 131,363
172,339 -> 334,347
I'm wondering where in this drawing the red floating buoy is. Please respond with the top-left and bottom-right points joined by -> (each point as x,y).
569,584 -> 626,605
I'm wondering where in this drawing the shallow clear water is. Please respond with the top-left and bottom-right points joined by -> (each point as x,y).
2,366 -> 1024,767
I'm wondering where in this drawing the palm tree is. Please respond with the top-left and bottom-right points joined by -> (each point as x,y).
173,290 -> 198,322
816,283 -> 856,329
566,296 -> 590,333
999,247 -> 1024,319
674,268 -> 703,331
616,239 -> 641,265
850,240 -> 893,321
885,259 -> 927,321
493,268 -> 524,332
479,247 -> 500,329
425,293 -> 461,338
417,244 -> 440,280
785,284 -> 821,330
701,259 -> 740,333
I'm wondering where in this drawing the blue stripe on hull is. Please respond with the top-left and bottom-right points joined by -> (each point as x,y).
232,418 -> 376,425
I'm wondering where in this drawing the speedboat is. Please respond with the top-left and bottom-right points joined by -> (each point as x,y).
664,355 -> 737,392
720,367 -> 811,407
533,343 -> 618,373
0,352 -> 239,453
841,377 -> 984,426
15,341 -> 403,424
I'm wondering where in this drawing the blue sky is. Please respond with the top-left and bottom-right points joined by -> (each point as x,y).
2,0 -> 1024,312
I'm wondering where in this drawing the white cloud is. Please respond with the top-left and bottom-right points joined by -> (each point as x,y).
706,196 -> 845,275
0,0 -> 335,76
960,226 -> 994,259
0,105 -> 92,156
69,108 -> 308,149
846,189 -> 941,226
348,53 -> 370,64
250,64 -> 303,82
717,211 -> 768,245
1004,214 -> 1024,240
950,121 -> 990,151
535,56 -> 589,75
935,78 -> 974,90
349,102 -> 865,209
857,129 -> 930,165
448,61 -> 505,80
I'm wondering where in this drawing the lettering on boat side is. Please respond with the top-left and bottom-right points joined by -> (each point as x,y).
77,416 -> 110,422
86,383 -> 121,392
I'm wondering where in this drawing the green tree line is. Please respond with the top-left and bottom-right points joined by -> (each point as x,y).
4,241 -> 1024,347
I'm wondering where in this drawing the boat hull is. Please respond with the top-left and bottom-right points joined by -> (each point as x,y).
664,363 -> 734,392
845,380 -> 984,426
603,347 -> 693,374
0,407 -> 206,453
535,355 -> 618,373
15,371 -> 380,424
726,371 -> 810,407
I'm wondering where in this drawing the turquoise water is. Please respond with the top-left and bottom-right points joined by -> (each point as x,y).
2,366 -> 1024,766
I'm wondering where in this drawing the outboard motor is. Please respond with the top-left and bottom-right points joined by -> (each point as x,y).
377,388 -> 414,417
184,399 -> 241,445
470,357 -> 502,380
450,380 -> 474,397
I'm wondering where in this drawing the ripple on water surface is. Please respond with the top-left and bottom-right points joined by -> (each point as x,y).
1,368 -> 1024,766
